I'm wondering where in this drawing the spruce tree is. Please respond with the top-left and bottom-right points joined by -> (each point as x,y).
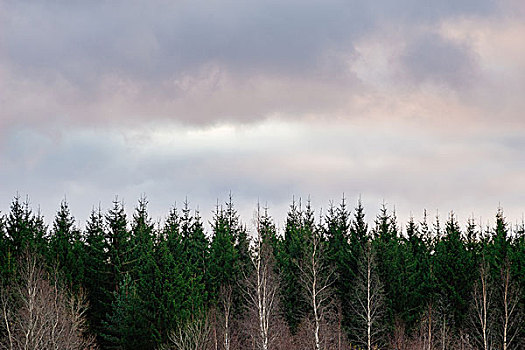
156,206 -> 185,341
510,220 -> 525,345
433,213 -> 475,330
101,198 -> 135,349
209,204 -> 238,301
6,195 -> 34,259
105,198 -> 131,293
103,274 -> 147,350
372,204 -> 402,329
128,196 -> 161,348
208,195 -> 249,349
489,208 -> 511,279
276,198 -> 310,334
349,198 -> 368,271
84,206 -> 112,345
403,216 -> 427,331
180,203 -> 209,319
0,213 -> 8,284
31,208 -> 48,258
4,196 -> 48,281
324,196 -> 353,335
48,199 -> 83,289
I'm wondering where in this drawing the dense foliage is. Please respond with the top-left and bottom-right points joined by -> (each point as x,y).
1,194 -> 524,349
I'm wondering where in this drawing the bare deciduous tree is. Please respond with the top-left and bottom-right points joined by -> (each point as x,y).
469,259 -> 494,350
0,252 -> 97,350
434,298 -> 454,350
243,205 -> 284,350
299,227 -> 335,350
498,260 -> 522,350
160,315 -> 212,350
351,241 -> 385,350
211,284 -> 242,350
413,301 -> 439,350
390,318 -> 408,350
421,302 -> 436,350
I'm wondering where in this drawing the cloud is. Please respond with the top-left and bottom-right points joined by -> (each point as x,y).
398,31 -> 478,89
1,0 -> 525,229
2,119 -> 524,228
0,0 -> 504,130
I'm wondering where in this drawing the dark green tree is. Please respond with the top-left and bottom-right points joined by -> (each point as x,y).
105,198 -> 131,293
180,203 -> 209,319
128,196 -> 161,348
209,204 -> 238,301
83,206 -> 112,345
402,216 -> 428,331
349,198 -> 368,266
208,195 -> 250,349
372,204 -> 403,329
6,196 -> 35,259
156,206 -> 185,341
48,199 -> 84,290
433,213 -> 475,330
102,274 -> 148,350
0,213 -> 8,284
324,196 -> 353,334
276,198 -> 311,334
488,208 -> 511,279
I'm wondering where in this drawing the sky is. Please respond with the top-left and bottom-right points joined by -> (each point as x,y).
1,0 -> 525,232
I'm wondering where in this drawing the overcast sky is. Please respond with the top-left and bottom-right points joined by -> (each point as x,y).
1,0 -> 525,231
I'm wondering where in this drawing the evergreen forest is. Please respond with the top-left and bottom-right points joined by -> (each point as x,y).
1,194 -> 524,350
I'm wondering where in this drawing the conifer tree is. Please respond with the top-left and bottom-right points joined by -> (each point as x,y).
510,220 -> 525,345
349,198 -> 368,273
226,195 -> 251,282
48,200 -> 84,290
208,196 -> 248,349
180,203 -> 209,319
31,208 -> 48,257
105,198 -> 131,293
156,202 -> 209,341
4,196 -> 49,284
276,198 -> 310,334
489,208 -> 511,280
101,198 -> 136,349
6,196 -> 35,260
83,206 -> 111,345
127,196 -> 161,348
324,196 -> 353,336
0,213 -> 8,284
465,216 -> 481,258
103,273 -> 147,350
433,213 -> 475,330
209,204 -> 238,301
402,216 -> 427,331
372,204 -> 402,329
156,206 -> 184,340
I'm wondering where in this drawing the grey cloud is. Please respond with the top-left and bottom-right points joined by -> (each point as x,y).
3,1 -> 365,83
398,31 -> 478,89
2,0 -> 496,89
0,0 -> 508,136
368,0 -> 495,23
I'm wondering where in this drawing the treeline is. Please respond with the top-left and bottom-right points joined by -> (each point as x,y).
1,194 -> 524,350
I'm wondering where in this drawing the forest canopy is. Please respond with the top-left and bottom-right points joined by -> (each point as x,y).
1,194 -> 524,350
